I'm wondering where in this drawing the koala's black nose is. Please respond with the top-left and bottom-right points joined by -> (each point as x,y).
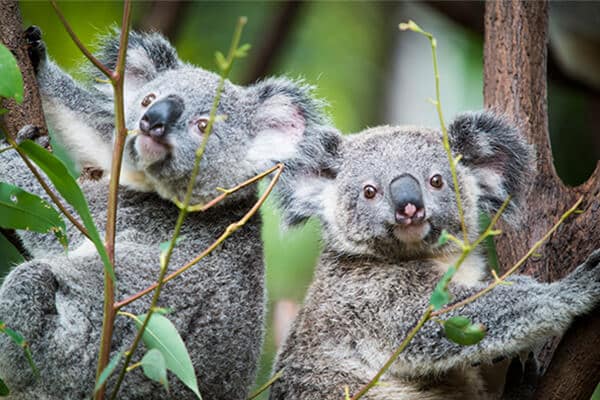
139,95 -> 184,139
390,174 -> 426,225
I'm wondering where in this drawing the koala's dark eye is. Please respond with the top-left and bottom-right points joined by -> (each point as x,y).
196,118 -> 209,134
141,93 -> 156,107
363,185 -> 377,199
430,174 -> 444,189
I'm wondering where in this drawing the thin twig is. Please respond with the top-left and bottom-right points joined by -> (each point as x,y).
114,163 -> 284,310
246,369 -> 285,400
1,124 -> 91,240
175,163 -> 282,213
49,1 -> 112,79
109,17 -> 248,398
431,196 -> 583,317
94,2 -> 132,399
400,21 -> 468,243
350,307 -> 433,400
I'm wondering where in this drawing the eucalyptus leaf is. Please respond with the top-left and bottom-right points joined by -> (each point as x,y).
214,51 -> 227,71
0,378 -> 8,396
437,229 -> 449,246
0,182 -> 67,248
141,349 -> 168,391
18,140 -> 115,283
134,313 -> 201,399
429,266 -> 456,310
0,44 -> 24,103
443,316 -> 486,346
479,213 -> 499,273
0,321 -> 38,377
94,351 -> 123,393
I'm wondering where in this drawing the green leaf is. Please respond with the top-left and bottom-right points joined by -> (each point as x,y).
134,313 -> 202,399
0,378 -> 8,396
443,316 -> 486,345
141,349 -> 168,391
0,321 -> 38,377
479,212 -> 499,273
18,140 -> 115,283
429,266 -> 456,310
0,109 -> 8,115
0,44 -> 24,103
234,43 -> 251,58
0,182 -> 67,248
94,351 -> 123,393
214,51 -> 228,71
437,229 -> 449,246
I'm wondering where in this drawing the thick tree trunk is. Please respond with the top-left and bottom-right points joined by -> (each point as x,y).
483,1 -> 600,399
0,0 -> 48,141
0,1 -> 49,257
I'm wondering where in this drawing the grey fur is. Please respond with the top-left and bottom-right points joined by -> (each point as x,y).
269,111 -> 600,400
0,28 -> 340,399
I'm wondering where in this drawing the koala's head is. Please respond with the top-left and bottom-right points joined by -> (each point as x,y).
277,111 -> 533,261
95,31 -> 339,204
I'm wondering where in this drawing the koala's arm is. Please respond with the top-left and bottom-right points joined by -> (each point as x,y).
24,27 -> 115,172
401,250 -> 600,375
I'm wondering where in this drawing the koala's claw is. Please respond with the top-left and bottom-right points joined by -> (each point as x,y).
16,124 -> 50,149
24,25 -> 46,73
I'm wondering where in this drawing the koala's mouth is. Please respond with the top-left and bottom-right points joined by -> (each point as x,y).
134,133 -> 171,164
392,221 -> 431,244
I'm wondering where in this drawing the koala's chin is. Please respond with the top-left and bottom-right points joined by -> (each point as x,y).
392,221 -> 431,244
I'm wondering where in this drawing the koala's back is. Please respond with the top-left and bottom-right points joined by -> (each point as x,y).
0,182 -> 265,400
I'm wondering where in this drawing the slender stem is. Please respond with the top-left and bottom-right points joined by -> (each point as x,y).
246,369 -> 284,400
94,3 -> 132,399
114,163 -> 283,310
181,163 -> 282,213
431,196 -> 583,317
109,17 -> 248,398
1,124 -> 91,239
350,307 -> 433,400
49,0 -> 112,79
400,21 -> 468,243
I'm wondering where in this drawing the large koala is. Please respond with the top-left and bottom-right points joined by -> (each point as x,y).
269,111 -> 600,399
0,28 -> 340,399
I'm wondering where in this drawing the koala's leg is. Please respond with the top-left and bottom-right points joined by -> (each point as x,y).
401,250 -> 600,375
24,26 -> 114,171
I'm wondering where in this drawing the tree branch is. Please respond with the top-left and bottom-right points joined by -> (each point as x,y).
483,1 -> 600,398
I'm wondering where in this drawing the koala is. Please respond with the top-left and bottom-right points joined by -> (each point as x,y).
268,111 -> 600,400
0,27 -> 340,399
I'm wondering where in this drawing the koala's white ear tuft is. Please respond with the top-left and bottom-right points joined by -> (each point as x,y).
247,93 -> 306,164
247,77 -> 343,226
449,110 -> 534,223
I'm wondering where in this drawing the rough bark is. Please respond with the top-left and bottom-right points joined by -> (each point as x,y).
483,1 -> 600,399
0,0 -> 48,141
0,0 -> 49,257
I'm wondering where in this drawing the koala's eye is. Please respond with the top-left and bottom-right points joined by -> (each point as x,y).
141,93 -> 156,107
363,185 -> 377,199
430,174 -> 444,189
196,118 -> 209,134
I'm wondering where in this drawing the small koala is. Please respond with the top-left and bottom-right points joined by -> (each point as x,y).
268,111 -> 600,400
0,28 -> 339,399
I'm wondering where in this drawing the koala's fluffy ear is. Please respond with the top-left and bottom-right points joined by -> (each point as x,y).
90,30 -> 181,97
248,77 -> 342,226
448,110 -> 534,223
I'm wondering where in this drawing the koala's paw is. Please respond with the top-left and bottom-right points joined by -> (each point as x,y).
24,25 -> 46,73
16,124 -> 51,149
561,248 -> 600,307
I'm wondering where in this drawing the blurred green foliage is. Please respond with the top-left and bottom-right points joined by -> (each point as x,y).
0,2 -> 593,398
